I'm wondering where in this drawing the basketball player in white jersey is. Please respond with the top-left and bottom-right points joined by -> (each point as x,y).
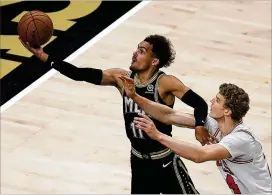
19,35 -> 215,194
120,76 -> 272,194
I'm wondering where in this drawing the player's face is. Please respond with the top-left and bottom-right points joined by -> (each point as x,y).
209,93 -> 226,120
130,41 -> 157,73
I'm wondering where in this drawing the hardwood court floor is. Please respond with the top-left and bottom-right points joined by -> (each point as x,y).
1,0 -> 271,193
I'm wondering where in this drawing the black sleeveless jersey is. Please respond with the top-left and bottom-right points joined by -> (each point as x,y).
122,71 -> 174,153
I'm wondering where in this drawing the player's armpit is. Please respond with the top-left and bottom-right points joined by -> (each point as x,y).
197,144 -> 231,163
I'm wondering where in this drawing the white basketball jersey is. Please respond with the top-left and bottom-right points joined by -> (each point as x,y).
205,115 -> 272,194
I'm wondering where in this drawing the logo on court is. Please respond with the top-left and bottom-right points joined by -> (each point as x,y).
1,1 -> 140,106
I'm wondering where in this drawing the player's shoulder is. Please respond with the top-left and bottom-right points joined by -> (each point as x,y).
233,125 -> 255,141
157,73 -> 184,89
220,126 -> 262,160
222,126 -> 255,145
158,73 -> 178,82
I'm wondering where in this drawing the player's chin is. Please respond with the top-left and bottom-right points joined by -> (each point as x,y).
209,112 -> 223,120
130,63 -> 146,73
129,63 -> 138,72
209,112 -> 216,119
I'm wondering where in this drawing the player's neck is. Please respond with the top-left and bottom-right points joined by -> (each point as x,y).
136,68 -> 159,85
221,117 -> 241,136
216,117 -> 225,132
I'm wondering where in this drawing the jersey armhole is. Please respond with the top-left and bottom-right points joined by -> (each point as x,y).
154,72 -> 175,106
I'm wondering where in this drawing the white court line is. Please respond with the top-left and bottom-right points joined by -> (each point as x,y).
1,1 -> 151,113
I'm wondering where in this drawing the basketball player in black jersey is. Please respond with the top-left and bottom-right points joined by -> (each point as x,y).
20,35 -> 213,194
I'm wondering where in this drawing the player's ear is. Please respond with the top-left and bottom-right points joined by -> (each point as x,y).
224,108 -> 232,117
152,58 -> 159,66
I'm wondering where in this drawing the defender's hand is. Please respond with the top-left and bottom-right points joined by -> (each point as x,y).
119,75 -> 137,99
195,126 -> 215,146
134,113 -> 161,140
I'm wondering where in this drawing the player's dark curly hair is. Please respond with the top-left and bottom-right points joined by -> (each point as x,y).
144,35 -> 176,68
219,83 -> 250,121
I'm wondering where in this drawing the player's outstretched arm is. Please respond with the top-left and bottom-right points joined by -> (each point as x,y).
132,94 -> 195,128
19,38 -> 127,90
134,114 -> 231,163
158,133 -> 231,163
119,75 -> 195,128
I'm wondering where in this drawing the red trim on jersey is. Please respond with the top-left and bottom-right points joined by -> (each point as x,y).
231,120 -> 243,132
213,128 -> 220,137
222,167 -> 233,175
227,158 -> 253,164
236,129 -> 253,137
234,120 -> 243,129
237,120 -> 243,125
220,160 -> 243,194
226,174 -> 241,194
222,160 -> 234,175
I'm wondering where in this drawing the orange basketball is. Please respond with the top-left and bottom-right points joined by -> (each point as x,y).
18,10 -> 53,48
